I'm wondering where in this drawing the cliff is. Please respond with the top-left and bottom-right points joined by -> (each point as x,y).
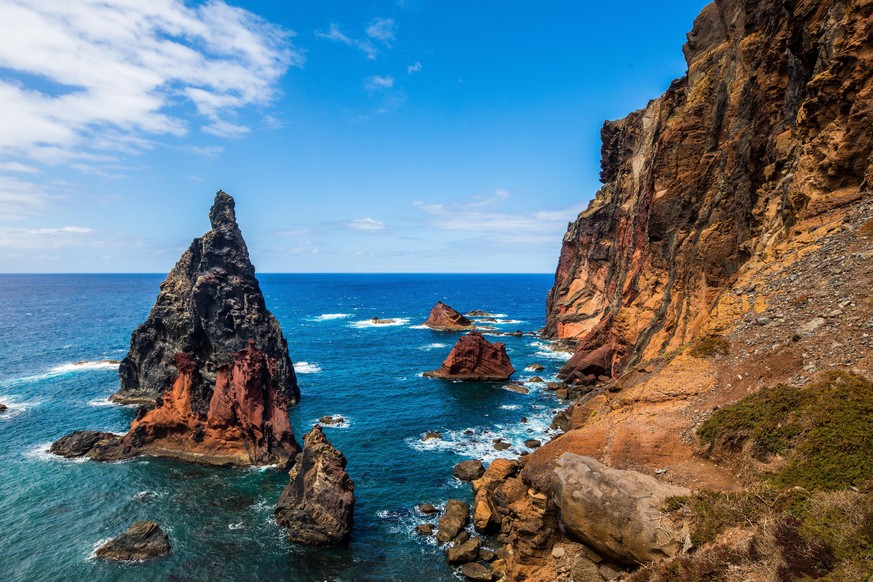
113,190 -> 299,407
502,0 -> 873,579
545,0 -> 872,371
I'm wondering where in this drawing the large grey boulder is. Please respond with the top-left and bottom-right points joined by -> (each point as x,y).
554,453 -> 690,565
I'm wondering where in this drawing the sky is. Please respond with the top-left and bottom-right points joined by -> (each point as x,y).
0,0 -> 710,273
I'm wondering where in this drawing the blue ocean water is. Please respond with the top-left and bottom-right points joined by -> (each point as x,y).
0,274 -> 571,581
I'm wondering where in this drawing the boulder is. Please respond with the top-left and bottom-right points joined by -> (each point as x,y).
558,344 -> 616,380
461,562 -> 493,581
416,523 -> 435,536
454,459 -> 486,481
473,488 -> 500,533
319,415 -> 344,426
49,431 -> 120,458
554,453 -> 690,564
446,536 -> 481,564
528,363 -> 545,371
419,503 -> 438,514
95,521 -> 170,562
275,426 -> 355,546
437,499 -> 470,543
0,403 -> 6,413
422,431 -> 442,441
424,301 -> 474,330
502,384 -> 529,394
423,332 -> 515,382
524,439 -> 541,449
466,310 -> 494,317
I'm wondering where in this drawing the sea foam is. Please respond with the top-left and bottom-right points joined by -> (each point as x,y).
295,362 -> 322,374
350,317 -> 411,329
312,313 -> 352,321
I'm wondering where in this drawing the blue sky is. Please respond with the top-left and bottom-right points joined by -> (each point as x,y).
0,1 -> 709,273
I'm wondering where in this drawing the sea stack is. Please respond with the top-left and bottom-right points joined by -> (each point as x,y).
52,191 -> 300,467
424,331 -> 514,381
113,190 -> 299,407
275,425 -> 355,546
423,301 -> 473,331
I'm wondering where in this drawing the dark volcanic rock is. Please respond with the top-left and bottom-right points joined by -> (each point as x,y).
0,403 -> 7,413
95,521 -> 170,562
424,301 -> 474,331
423,332 -> 515,382
454,459 -> 486,481
49,431 -> 120,458
275,425 -> 355,546
114,190 -> 299,407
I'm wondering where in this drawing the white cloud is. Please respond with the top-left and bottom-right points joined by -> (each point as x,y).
0,162 -> 41,174
0,0 -> 300,164
0,176 -> 51,219
365,18 -> 395,44
364,75 -> 395,90
0,225 -> 95,250
407,61 -> 422,74
346,217 -> 386,231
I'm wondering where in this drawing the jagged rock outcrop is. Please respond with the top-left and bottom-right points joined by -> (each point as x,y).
113,190 -> 299,407
554,454 -> 691,565
52,192 -> 300,467
275,425 -> 355,546
424,332 -> 515,381
545,0 -> 873,373
0,403 -> 7,413
423,301 -> 474,330
95,521 -> 171,562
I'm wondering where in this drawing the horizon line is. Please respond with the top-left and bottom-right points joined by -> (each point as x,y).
0,271 -> 556,276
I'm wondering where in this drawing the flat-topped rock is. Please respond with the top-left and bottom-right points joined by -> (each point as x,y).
424,332 -> 515,382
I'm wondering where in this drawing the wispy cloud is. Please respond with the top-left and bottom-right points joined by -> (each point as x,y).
0,175 -> 52,220
0,0 -> 300,165
413,189 -> 584,245
346,217 -> 387,232
0,225 -> 94,250
316,17 -> 395,60
365,18 -> 395,44
407,61 -> 422,74
364,75 -> 395,90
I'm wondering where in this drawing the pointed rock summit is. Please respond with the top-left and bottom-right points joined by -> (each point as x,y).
114,190 -> 299,408
275,425 -> 355,546
424,331 -> 515,381
423,301 -> 473,331
53,191 -> 300,467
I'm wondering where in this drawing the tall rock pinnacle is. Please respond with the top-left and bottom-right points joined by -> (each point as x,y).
114,190 -> 300,409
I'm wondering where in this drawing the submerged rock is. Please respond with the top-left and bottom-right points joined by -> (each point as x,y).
424,301 -> 474,331
0,403 -> 7,413
114,190 -> 298,407
95,521 -> 170,562
554,453 -> 690,564
423,332 -> 515,382
275,425 -> 355,546
53,192 -> 301,467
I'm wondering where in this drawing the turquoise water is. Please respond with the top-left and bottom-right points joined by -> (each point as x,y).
0,274 -> 570,581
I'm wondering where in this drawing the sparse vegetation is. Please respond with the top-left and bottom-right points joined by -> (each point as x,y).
698,371 -> 873,490
689,335 -> 730,358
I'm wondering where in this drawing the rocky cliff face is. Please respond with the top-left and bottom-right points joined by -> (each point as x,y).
545,0 -> 872,371
114,191 -> 299,407
275,425 -> 355,546
423,331 -> 515,382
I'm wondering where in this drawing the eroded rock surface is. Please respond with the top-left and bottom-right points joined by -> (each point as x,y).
113,190 -> 299,407
424,301 -> 474,330
275,425 -> 355,546
95,521 -> 170,562
424,332 -> 515,382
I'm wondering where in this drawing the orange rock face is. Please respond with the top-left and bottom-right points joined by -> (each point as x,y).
123,342 -> 300,467
423,301 -> 473,330
545,0 -> 873,371
424,331 -> 515,381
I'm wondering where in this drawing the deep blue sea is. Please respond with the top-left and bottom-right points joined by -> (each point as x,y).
0,274 -> 571,581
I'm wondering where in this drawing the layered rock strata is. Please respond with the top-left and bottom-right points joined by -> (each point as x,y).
113,190 -> 299,407
275,425 -> 355,546
53,192 -> 300,467
424,332 -> 515,381
545,0 -> 873,373
423,301 -> 474,330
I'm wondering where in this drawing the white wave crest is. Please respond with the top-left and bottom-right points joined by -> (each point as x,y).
350,317 -> 411,329
295,362 -> 322,374
312,313 -> 352,321
2,360 -> 120,387
310,415 -> 351,429
530,341 -> 573,361
418,343 -> 448,350
24,441 -> 88,463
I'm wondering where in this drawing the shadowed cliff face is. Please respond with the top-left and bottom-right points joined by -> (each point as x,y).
115,190 -> 299,408
545,0 -> 872,370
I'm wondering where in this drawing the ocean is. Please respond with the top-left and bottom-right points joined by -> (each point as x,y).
0,274 -> 570,581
